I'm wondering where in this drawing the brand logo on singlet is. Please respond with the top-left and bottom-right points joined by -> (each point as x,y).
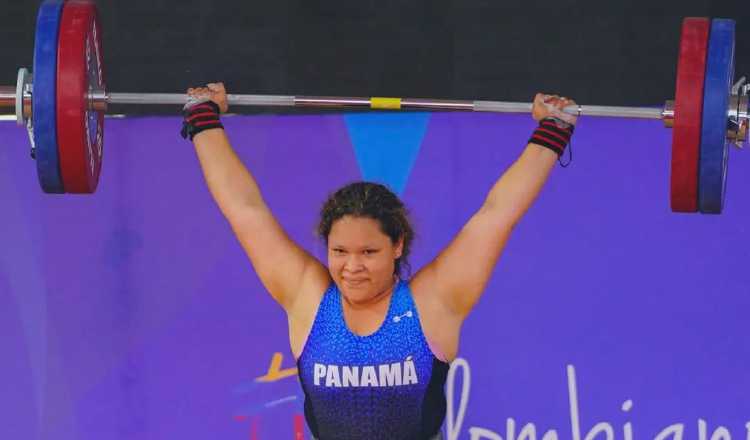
313,356 -> 419,387
392,310 -> 413,323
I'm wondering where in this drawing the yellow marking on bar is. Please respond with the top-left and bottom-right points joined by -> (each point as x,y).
371,97 -> 402,110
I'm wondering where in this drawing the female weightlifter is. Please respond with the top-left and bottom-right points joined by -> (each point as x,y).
181,83 -> 576,440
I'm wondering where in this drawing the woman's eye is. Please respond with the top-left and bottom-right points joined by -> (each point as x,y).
364,249 -> 376,255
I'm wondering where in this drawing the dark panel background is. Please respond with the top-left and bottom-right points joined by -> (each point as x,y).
2,0 -> 748,115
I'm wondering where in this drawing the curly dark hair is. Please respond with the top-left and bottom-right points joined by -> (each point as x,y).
318,182 -> 414,277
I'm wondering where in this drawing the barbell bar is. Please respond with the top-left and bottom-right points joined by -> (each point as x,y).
0,0 -> 747,215
1,84 -> 670,119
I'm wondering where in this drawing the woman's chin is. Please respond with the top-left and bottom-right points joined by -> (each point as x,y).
339,281 -> 373,303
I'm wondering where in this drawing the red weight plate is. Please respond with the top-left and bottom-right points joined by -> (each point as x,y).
57,0 -> 105,193
670,18 -> 709,212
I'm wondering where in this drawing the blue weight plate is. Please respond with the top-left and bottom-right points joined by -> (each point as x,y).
698,19 -> 735,214
33,0 -> 66,193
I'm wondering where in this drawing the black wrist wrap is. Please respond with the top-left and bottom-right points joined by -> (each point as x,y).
181,101 -> 223,141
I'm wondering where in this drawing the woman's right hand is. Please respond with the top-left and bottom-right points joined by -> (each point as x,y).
531,93 -> 577,126
187,82 -> 229,114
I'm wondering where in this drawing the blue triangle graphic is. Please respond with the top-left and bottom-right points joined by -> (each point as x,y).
344,112 -> 430,196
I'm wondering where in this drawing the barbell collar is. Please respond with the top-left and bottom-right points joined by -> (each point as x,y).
663,100 -> 675,128
0,86 -> 15,107
728,94 -> 748,146
16,68 -> 32,125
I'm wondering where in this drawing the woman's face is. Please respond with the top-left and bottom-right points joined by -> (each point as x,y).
327,215 -> 403,305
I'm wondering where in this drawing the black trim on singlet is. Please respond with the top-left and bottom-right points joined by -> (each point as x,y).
419,357 -> 451,438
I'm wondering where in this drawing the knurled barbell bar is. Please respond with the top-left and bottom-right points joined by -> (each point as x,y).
0,0 -> 748,215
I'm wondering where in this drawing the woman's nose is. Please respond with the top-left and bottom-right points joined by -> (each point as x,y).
344,255 -> 364,271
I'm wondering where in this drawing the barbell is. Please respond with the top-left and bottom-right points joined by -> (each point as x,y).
1,0 -> 747,215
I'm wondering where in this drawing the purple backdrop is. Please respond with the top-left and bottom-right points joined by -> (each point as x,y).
1,112 -> 748,440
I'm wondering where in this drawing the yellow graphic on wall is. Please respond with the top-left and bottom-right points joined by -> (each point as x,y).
255,352 -> 298,383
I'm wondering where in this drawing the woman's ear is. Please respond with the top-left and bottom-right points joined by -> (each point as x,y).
394,237 -> 404,259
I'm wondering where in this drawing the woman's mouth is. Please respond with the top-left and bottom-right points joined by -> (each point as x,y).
344,278 -> 367,287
